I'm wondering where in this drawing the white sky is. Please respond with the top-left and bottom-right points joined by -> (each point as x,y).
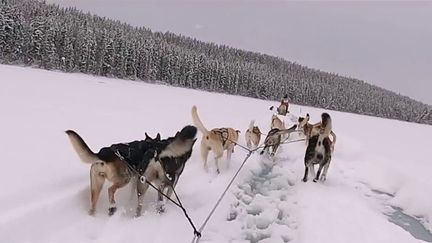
46,0 -> 432,105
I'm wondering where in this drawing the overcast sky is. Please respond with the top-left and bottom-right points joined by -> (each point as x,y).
46,0 -> 432,105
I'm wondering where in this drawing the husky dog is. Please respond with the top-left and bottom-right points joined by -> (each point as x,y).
260,125 -> 297,157
298,113 -> 337,151
298,113 -> 320,139
269,105 -> 288,116
65,125 -> 197,216
302,113 -> 333,182
135,126 -> 197,216
298,113 -> 311,133
245,120 -> 261,149
269,95 -> 289,116
271,114 -> 285,130
191,106 -> 240,174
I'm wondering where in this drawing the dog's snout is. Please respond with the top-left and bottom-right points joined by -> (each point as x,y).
316,153 -> 323,160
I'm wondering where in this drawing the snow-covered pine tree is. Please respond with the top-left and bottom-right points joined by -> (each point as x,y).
1,0 -> 431,125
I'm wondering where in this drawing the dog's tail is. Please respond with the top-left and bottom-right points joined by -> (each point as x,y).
330,130 -> 336,150
191,105 -> 209,134
65,130 -> 100,164
277,124 -> 298,136
248,120 -> 255,132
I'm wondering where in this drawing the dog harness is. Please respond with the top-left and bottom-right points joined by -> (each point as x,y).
108,141 -> 155,175
212,128 -> 230,147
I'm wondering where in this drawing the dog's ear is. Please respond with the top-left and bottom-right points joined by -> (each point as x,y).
236,130 -> 241,134
145,132 -> 150,139
156,133 -> 161,141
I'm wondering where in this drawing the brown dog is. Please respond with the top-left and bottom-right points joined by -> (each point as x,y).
191,105 -> 240,173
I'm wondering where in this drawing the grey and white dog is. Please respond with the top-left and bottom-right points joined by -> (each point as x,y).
260,124 -> 297,157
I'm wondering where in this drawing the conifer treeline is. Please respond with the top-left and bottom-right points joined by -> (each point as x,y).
1,0 -> 431,124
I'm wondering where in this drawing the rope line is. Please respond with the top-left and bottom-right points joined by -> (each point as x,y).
114,150 -> 201,237
191,150 -> 254,243
170,183 -> 202,238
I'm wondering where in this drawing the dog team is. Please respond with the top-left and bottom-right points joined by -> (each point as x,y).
65,97 -> 337,216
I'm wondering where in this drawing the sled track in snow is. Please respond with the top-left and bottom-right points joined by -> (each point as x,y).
228,151 -> 299,242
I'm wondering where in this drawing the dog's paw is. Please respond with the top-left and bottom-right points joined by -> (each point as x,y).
135,206 -> 142,217
313,179 -> 318,183
156,204 -> 166,214
302,178 -> 307,183
320,175 -> 327,181
108,207 -> 117,216
88,208 -> 96,216
216,169 -> 220,174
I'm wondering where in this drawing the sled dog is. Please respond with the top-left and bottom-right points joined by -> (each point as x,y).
302,113 -> 333,182
245,120 -> 261,149
191,106 -> 240,173
260,125 -> 297,157
298,113 -> 337,151
135,126 -> 197,215
65,125 -> 197,216
269,103 -> 288,116
271,114 -> 285,130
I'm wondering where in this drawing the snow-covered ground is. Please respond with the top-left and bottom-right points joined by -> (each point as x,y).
1,64 -> 431,243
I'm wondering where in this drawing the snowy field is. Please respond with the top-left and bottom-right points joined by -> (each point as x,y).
1,64 -> 431,243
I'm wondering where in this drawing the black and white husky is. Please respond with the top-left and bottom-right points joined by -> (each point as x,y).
302,113 -> 333,182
